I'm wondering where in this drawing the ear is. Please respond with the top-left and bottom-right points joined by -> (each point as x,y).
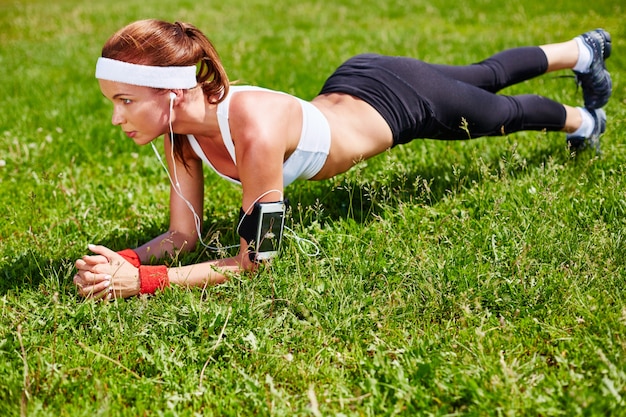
167,89 -> 183,105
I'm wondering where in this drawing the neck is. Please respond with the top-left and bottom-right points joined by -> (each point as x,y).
172,89 -> 221,138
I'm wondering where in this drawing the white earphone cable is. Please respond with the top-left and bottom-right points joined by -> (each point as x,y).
149,92 -> 320,257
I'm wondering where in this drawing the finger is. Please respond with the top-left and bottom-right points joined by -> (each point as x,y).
102,289 -> 114,303
75,254 -> 108,271
93,285 -> 113,302
80,254 -> 110,266
76,258 -> 110,272
85,287 -> 109,301
108,285 -> 120,299
79,277 -> 110,296
74,273 -> 91,291
73,275 -> 87,296
88,244 -> 122,261
80,278 -> 111,299
75,259 -> 92,270
77,270 -> 112,285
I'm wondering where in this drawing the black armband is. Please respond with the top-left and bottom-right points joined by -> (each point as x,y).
237,200 -> 287,262
238,206 -> 260,245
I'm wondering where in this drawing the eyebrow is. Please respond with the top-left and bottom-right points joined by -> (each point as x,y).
100,92 -> 128,100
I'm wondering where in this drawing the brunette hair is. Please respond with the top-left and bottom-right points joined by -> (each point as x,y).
101,19 -> 229,163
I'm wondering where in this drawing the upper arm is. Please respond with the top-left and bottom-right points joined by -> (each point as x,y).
231,94 -> 292,210
238,136 -> 285,211
229,93 -> 294,266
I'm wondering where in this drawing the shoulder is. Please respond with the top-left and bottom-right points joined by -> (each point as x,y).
229,87 -> 297,115
228,89 -> 300,147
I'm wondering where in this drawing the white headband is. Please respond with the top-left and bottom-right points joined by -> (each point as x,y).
95,57 -> 197,89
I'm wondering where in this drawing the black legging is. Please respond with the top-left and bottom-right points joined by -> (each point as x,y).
319,47 -> 567,145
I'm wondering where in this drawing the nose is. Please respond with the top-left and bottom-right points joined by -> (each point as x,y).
111,106 -> 125,126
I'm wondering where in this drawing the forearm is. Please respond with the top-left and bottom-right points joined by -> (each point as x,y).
75,246 -> 256,300
134,230 -> 198,263
167,254 -> 251,288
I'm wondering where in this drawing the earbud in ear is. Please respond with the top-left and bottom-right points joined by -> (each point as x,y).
169,92 -> 176,101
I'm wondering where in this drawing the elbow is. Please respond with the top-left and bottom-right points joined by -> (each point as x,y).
243,251 -> 259,272
237,249 -> 262,273
179,237 -> 198,253
168,230 -> 199,254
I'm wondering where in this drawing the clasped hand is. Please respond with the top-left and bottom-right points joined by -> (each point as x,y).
73,244 -> 140,300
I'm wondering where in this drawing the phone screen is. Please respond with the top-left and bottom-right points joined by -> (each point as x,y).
257,210 -> 284,254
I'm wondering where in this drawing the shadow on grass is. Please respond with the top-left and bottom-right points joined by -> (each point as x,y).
0,225 -> 163,296
0,254 -> 76,296
292,137 -> 574,224
0,221 -> 247,296
1,137 -> 578,295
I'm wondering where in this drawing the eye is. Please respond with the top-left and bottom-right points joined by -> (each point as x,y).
121,98 -> 132,105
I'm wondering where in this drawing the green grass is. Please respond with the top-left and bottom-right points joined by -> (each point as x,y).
1,0 -> 625,415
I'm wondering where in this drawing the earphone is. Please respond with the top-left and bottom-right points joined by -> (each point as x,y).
169,91 -> 176,102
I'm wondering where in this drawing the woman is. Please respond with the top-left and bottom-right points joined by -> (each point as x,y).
73,19 -> 611,300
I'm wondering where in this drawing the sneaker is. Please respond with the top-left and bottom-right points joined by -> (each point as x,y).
566,108 -> 606,154
574,29 -> 612,109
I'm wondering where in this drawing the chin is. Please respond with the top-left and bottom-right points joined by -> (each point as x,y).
135,136 -> 158,146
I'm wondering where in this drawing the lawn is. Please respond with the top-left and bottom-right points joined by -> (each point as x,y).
0,0 -> 624,415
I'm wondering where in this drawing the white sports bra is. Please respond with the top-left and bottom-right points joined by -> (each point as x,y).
187,85 -> 331,187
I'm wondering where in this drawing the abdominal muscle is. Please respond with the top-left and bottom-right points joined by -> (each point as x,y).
310,93 -> 394,180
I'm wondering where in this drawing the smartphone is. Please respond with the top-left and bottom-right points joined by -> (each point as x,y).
254,201 -> 286,260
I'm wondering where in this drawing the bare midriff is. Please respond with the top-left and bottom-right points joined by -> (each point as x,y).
310,92 -> 393,180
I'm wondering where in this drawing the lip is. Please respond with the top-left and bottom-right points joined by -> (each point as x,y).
124,131 -> 137,138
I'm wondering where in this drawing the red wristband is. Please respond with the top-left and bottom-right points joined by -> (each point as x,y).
117,248 -> 141,268
138,265 -> 170,294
